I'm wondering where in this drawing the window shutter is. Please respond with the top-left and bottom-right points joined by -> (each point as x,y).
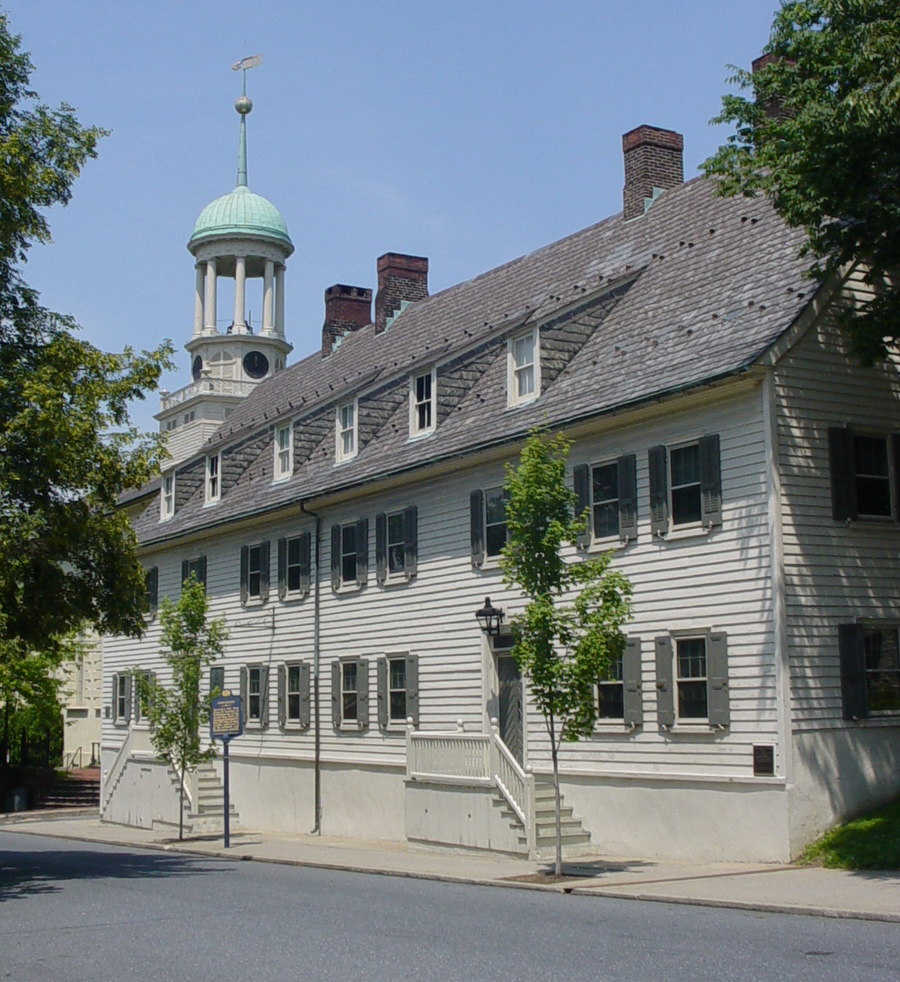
356,518 -> 368,587
573,463 -> 591,548
300,662 -> 311,728
357,658 -> 370,727
375,512 -> 387,585
146,567 -> 158,617
404,505 -> 418,578
111,674 -> 119,720
623,638 -> 643,728
407,655 -> 420,727
829,427 -> 856,521
277,538 -> 287,600
839,623 -> 868,720
655,635 -> 675,727
331,660 -> 341,726
198,555 -> 207,587
260,666 -> 270,727
470,490 -> 485,566
210,666 -> 224,697
699,434 -> 722,528
240,546 -> 249,604
300,531 -> 311,595
618,454 -> 637,543
277,663 -> 286,727
124,674 -> 133,724
377,657 -> 388,728
260,540 -> 270,603
330,524 -> 341,591
181,560 -> 190,586
648,446 -> 669,537
706,632 -> 730,727
240,667 -> 248,724
892,434 -> 900,521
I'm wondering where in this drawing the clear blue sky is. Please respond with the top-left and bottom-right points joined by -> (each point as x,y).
7,1 -> 779,432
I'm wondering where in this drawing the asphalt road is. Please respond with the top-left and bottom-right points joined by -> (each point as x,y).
1,830 -> 899,982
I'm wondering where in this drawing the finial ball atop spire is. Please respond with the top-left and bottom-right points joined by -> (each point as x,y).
235,94 -> 253,115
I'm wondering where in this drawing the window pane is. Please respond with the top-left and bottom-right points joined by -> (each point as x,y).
514,334 -> 533,367
288,694 -> 301,720
865,629 -> 900,712
342,662 -> 358,721
390,690 -> 407,720
341,525 -> 357,583
288,538 -> 301,565
485,490 -> 507,525
672,485 -> 702,525
854,435 -> 892,516
678,680 -> 707,719
598,684 -> 624,719
593,461 -> 619,538
677,639 -> 706,678
390,659 -> 406,691
676,638 -> 707,719
287,565 -> 301,592
516,364 -> 534,398
671,444 -> 700,487
288,665 -> 301,692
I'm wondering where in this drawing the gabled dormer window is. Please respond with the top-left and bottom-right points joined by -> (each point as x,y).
336,401 -> 357,463
206,453 -> 220,504
508,328 -> 540,407
161,472 -> 175,521
410,369 -> 436,438
275,424 -> 292,481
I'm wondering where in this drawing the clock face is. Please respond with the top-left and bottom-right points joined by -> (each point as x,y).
191,355 -> 203,381
243,350 -> 269,380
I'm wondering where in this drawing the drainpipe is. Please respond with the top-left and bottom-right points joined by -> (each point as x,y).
302,503 -> 322,834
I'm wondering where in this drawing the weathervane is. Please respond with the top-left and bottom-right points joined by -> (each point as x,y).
232,53 -> 262,96
231,54 -> 262,188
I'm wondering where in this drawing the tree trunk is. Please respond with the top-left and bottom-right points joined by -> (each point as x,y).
550,737 -> 562,877
179,760 -> 185,841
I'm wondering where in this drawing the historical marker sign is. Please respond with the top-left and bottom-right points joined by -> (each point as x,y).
210,691 -> 243,741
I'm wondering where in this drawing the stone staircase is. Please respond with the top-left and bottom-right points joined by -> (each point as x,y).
494,779 -> 592,859
153,761 -> 239,836
41,768 -> 101,809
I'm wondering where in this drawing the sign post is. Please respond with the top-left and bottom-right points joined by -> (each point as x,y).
209,690 -> 243,848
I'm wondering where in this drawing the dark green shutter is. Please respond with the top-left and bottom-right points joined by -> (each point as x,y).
260,666 -> 269,727
240,666 -> 248,724
706,632 -> 729,727
655,635 -> 675,727
573,463 -> 591,548
240,545 -> 249,604
839,623 -> 868,720
300,662 -> 311,728
618,454 -> 637,543
829,427 -> 856,521
330,525 -> 341,590
623,637 -> 643,728
210,666 -> 224,697
300,531 -> 311,595
649,446 -> 669,537
375,513 -> 387,585
700,434 -> 722,528
260,540 -> 270,603
891,435 -> 900,521
146,567 -> 158,617
331,660 -> 341,726
181,560 -> 190,586
407,655 -> 420,726
404,505 -> 418,578
470,490 -> 485,566
124,675 -> 133,724
377,657 -> 388,727
356,518 -> 368,587
277,663 -> 286,727
277,538 -> 287,600
357,658 -> 369,727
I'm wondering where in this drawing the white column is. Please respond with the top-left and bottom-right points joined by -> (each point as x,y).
204,259 -> 217,334
262,260 -> 274,335
193,264 -> 204,337
275,264 -> 285,337
234,256 -> 247,334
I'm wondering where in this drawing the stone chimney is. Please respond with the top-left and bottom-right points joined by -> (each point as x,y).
322,284 -> 372,357
622,125 -> 684,221
374,252 -> 428,334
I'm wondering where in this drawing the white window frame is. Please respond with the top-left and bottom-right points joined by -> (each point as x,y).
284,534 -> 305,596
590,458 -> 621,542
862,623 -> 900,715
484,486 -> 509,560
161,472 -> 175,521
597,650 -> 625,720
340,523 -> 358,587
341,659 -> 359,723
674,634 -> 709,723
853,432 -> 894,520
246,543 -> 264,600
205,453 -> 221,504
115,674 -> 128,723
247,665 -> 262,723
286,662 -> 303,724
387,655 -> 408,723
409,369 -> 436,438
134,670 -> 153,725
336,400 -> 357,463
274,424 -> 293,482
507,327 -> 540,408
386,509 -> 408,577
669,439 -> 702,529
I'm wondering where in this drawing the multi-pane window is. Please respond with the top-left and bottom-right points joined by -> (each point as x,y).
485,487 -> 509,558
116,674 -> 128,722
341,524 -> 357,584
183,556 -> 206,586
286,535 -> 304,593
275,424 -> 292,480
247,544 -> 263,598
287,664 -> 302,722
854,436 -> 891,517
592,461 -> 620,539
411,371 -> 435,436
864,628 -> 900,712
387,512 -> 406,574
509,330 -> 538,405
342,661 -> 358,722
337,402 -> 356,462
206,453 -> 220,503
670,443 -> 702,526
389,658 -> 407,721
161,473 -> 175,520
248,666 -> 262,721
598,653 -> 624,719
134,671 -> 153,723
676,637 -> 708,719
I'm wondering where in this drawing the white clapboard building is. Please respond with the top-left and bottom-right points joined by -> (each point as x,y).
100,93 -> 900,862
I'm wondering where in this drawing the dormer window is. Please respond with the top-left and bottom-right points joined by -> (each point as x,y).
161,473 -> 175,521
410,369 -> 435,438
508,328 -> 539,407
206,453 -> 220,504
275,424 -> 292,481
336,401 -> 357,463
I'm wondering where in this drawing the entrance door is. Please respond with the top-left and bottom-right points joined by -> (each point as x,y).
497,656 -> 524,765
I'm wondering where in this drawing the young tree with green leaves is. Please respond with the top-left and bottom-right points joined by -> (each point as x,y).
138,577 -> 227,840
703,1 -> 900,363
502,431 -> 632,875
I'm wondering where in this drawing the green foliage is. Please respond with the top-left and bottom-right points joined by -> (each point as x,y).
703,1 -> 900,363
0,12 -> 174,668
801,796 -> 900,870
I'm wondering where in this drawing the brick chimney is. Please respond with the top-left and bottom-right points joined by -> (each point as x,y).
374,253 -> 428,334
622,125 -> 684,221
322,284 -> 372,357
752,53 -> 794,122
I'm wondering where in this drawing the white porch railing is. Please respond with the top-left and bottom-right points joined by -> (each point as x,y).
101,729 -> 133,814
160,378 -> 255,411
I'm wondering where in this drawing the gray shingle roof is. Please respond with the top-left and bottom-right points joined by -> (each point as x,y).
135,176 -> 812,546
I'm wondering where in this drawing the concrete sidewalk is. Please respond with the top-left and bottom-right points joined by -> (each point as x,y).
2,810 -> 899,923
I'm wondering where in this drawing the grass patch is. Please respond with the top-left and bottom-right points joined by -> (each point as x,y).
801,797 -> 900,870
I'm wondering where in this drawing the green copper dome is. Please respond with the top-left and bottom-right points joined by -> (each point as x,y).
190,185 -> 292,250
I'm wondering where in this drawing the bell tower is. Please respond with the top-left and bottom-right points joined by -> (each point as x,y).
156,56 -> 294,467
